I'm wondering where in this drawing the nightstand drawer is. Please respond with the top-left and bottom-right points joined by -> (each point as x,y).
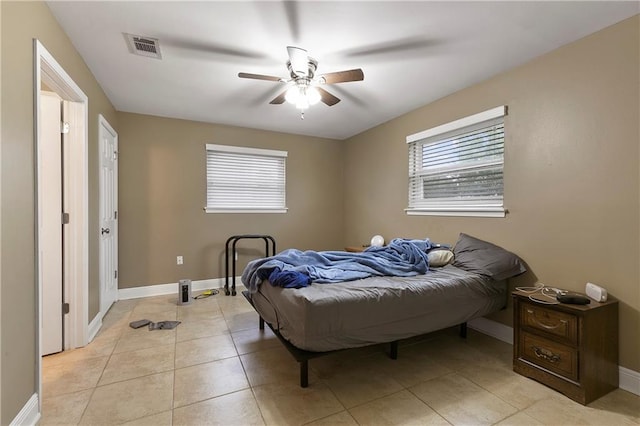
520,331 -> 578,381
521,303 -> 577,343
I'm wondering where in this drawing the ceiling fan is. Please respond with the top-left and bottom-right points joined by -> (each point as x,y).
238,46 -> 364,118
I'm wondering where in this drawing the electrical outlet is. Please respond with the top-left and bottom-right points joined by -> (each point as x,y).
176,256 -> 183,265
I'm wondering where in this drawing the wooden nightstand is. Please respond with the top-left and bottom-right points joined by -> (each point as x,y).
512,289 -> 618,405
344,246 -> 367,253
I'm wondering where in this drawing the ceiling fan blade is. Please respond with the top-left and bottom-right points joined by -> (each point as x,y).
320,69 -> 364,84
238,72 -> 283,82
287,46 -> 308,77
283,1 -> 300,43
317,87 -> 340,106
269,90 -> 287,105
339,37 -> 441,58
164,37 -> 268,60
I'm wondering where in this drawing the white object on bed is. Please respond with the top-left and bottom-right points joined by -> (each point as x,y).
428,249 -> 454,267
370,235 -> 385,247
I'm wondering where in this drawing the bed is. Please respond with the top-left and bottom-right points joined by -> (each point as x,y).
241,233 -> 526,387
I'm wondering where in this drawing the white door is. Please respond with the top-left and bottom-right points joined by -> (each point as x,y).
40,91 -> 63,356
99,115 -> 118,315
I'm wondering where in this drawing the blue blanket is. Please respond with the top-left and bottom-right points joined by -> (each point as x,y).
241,238 -> 433,293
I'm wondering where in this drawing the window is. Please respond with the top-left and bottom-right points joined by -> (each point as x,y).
205,144 -> 287,213
406,106 -> 506,217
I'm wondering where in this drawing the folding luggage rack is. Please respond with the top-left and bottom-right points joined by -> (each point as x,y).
224,234 -> 276,296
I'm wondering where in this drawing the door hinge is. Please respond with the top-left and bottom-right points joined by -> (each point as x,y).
62,302 -> 70,314
114,270 -> 118,279
62,212 -> 70,224
113,150 -> 119,160
61,122 -> 70,134
114,211 -> 118,219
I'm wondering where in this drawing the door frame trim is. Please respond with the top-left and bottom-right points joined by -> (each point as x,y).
34,39 -> 89,407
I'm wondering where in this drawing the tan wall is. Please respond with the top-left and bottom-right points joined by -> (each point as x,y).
116,112 -> 345,288
0,1 -> 117,423
343,16 -> 639,371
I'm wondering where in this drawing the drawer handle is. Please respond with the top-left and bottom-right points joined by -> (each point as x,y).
533,346 -> 560,363
526,309 -> 568,330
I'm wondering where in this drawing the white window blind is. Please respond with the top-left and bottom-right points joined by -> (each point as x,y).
406,106 -> 506,217
205,144 -> 288,213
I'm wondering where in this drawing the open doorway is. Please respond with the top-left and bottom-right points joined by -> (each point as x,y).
34,39 -> 89,404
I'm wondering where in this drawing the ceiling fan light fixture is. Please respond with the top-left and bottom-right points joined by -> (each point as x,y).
286,81 -> 319,110
296,95 -> 310,110
307,86 -> 321,105
285,86 -> 300,104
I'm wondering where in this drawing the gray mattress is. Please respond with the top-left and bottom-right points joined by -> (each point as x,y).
249,264 -> 507,352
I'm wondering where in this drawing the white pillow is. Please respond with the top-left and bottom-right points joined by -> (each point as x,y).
428,249 -> 454,267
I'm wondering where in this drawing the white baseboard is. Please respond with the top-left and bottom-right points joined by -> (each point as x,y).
619,366 -> 640,396
118,277 -> 242,300
88,313 -> 102,343
10,393 -> 40,426
468,317 -> 514,345
468,317 -> 640,396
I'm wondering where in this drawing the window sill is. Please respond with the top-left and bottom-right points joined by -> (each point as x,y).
405,207 -> 506,218
205,207 -> 288,214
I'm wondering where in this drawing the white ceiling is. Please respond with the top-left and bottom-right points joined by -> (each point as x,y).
46,1 -> 638,140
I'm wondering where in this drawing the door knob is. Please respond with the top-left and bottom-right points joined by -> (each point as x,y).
101,227 -> 110,235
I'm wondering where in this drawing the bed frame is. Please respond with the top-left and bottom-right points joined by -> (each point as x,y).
236,234 -> 522,388
225,234 -> 276,296
242,290 -> 468,388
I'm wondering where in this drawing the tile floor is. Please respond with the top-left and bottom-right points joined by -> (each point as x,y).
40,289 -> 639,425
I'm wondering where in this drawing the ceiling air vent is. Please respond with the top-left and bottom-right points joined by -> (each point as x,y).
125,33 -> 162,59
